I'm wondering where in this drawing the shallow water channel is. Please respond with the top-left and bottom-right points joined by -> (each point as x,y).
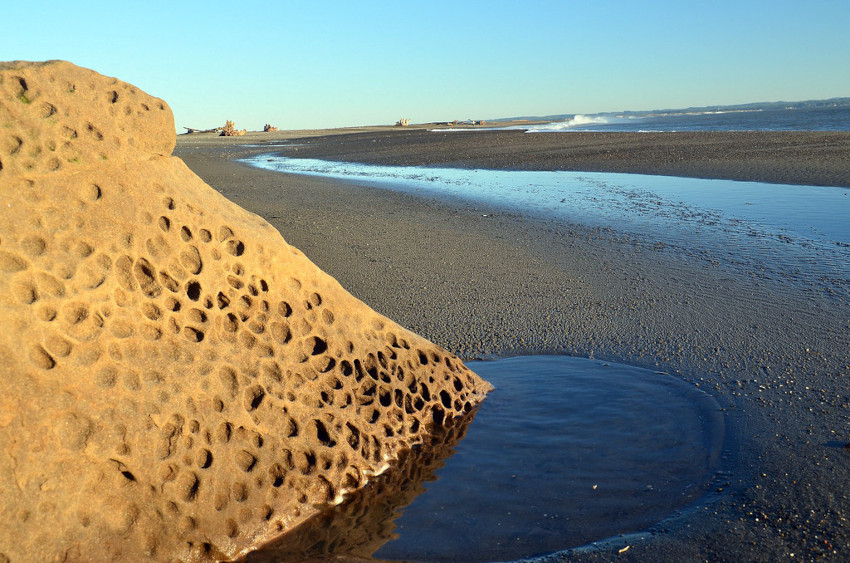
372,356 -> 725,562
243,154 -> 850,297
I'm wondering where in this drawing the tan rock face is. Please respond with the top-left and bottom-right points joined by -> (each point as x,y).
0,61 -> 491,561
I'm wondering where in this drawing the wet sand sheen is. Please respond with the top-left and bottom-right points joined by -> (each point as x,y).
175,130 -> 850,561
241,155 -> 849,298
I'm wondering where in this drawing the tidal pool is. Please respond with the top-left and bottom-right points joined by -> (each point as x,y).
373,356 -> 726,562
254,356 -> 727,562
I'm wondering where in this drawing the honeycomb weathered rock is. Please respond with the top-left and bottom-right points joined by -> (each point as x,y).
0,60 -> 491,562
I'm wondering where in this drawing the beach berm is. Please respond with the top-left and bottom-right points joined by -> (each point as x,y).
0,61 -> 490,561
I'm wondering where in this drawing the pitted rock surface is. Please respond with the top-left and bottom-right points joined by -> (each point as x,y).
0,61 -> 491,562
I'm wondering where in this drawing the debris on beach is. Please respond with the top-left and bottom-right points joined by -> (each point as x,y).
183,126 -> 221,134
220,119 -> 246,136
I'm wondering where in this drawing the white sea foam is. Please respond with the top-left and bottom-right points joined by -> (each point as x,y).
432,105 -> 846,134
536,114 -> 608,129
430,114 -> 624,133
523,114 -> 633,133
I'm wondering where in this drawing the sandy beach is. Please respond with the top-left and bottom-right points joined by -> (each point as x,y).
178,126 -> 850,187
175,129 -> 850,561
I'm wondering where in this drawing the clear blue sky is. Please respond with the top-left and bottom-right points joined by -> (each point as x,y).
3,1 -> 849,130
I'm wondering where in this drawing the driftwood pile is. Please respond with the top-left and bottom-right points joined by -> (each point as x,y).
182,120 -> 249,135
220,120 -> 246,136
182,126 -> 220,134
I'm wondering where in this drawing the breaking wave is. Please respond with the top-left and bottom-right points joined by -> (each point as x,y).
524,114 -> 624,132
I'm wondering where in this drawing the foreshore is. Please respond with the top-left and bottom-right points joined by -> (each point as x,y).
175,129 -> 850,561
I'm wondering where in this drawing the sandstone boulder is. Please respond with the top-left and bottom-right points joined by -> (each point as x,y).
0,61 -> 491,561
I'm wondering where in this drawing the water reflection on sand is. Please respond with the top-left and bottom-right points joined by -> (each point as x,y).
243,155 -> 849,297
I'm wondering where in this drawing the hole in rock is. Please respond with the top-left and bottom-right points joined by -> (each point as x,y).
439,389 -> 452,409
305,336 -> 327,356
86,123 -> 103,141
367,356 -> 728,563
431,406 -> 445,426
41,102 -> 57,118
286,417 -> 299,438
313,420 -> 336,447
133,258 -> 161,297
198,450 -> 213,469
183,327 -> 204,342
345,423 -> 360,450
419,382 -> 431,402
302,452 -> 317,475
278,301 -> 292,317
245,385 -> 265,411
186,281 -> 201,301
270,466 -> 285,487
227,240 -> 245,256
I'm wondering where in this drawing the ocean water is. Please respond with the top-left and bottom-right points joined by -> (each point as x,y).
242,155 -> 850,297
467,104 -> 850,133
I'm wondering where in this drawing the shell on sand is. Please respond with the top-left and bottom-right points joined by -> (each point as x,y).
0,61 -> 491,561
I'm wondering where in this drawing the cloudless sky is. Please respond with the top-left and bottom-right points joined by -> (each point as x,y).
3,1 -> 849,130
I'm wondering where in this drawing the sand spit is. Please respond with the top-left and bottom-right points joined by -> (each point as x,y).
176,131 -> 850,561
0,61 -> 490,561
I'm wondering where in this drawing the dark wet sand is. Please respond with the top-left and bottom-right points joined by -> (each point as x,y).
175,130 -> 850,561
193,127 -> 850,187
